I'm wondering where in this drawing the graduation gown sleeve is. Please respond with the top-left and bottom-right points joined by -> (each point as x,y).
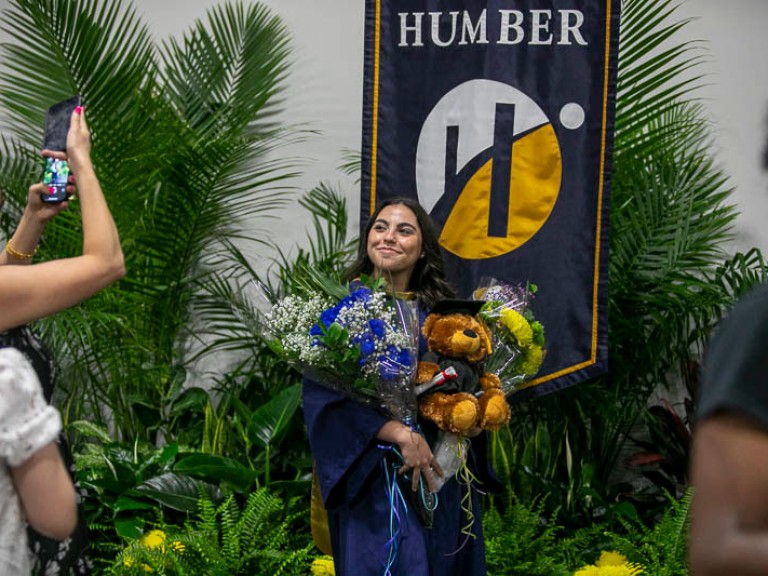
302,377 -> 390,508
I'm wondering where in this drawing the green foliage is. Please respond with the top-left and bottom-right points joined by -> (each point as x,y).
494,0 -> 768,532
482,488 -> 691,575
0,0 -> 297,443
483,495 -> 571,576
190,185 -> 355,372
625,397 -> 693,508
73,421 -> 222,549
0,0 -> 751,568
109,489 -> 315,576
600,490 -> 693,576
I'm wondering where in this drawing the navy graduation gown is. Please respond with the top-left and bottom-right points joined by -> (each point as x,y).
303,378 -> 497,576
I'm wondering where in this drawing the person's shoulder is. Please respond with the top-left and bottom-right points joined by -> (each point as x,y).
698,282 -> 768,420
733,282 -> 768,310
0,347 -> 27,368
0,347 -> 37,388
715,283 -> 768,334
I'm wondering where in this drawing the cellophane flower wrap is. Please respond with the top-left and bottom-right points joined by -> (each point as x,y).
473,277 -> 546,394
263,280 -> 420,423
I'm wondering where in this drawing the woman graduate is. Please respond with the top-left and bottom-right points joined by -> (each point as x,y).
302,197 -> 499,576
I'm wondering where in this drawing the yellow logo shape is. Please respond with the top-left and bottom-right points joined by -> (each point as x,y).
440,123 -> 561,259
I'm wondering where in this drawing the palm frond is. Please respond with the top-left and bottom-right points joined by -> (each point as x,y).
0,0 -> 299,442
160,2 -> 291,136
616,0 -> 710,154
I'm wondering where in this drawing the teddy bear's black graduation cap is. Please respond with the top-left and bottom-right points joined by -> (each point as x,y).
429,299 -> 485,316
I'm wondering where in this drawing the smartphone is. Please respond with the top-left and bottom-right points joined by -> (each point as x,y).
42,95 -> 81,152
40,95 -> 81,203
41,157 -> 71,203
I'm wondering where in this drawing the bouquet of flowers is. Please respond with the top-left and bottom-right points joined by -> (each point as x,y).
261,273 -> 436,533
473,277 -> 546,393
263,278 -> 421,423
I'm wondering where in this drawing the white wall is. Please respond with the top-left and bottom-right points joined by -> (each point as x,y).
131,0 -> 366,262
129,0 -> 768,258
1,0 -> 767,257
674,0 -> 768,255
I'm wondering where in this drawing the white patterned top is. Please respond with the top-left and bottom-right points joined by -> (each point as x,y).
0,348 -> 62,575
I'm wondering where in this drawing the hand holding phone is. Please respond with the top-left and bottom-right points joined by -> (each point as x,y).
40,95 -> 81,203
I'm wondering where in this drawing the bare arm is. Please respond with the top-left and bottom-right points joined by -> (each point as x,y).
0,348 -> 77,540
689,413 -> 768,575
377,420 -> 444,492
0,108 -> 125,331
11,442 -> 76,540
0,175 -> 71,267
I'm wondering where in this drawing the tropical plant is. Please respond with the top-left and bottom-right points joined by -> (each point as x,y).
0,0 -> 298,443
73,421 -> 224,544
109,488 -> 316,575
193,184 -> 356,361
483,494 -> 571,576
493,0 -> 768,529
598,490 -> 693,576
73,379 -> 308,560
625,396 -> 693,506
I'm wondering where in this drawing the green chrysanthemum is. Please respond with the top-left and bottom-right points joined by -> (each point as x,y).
520,344 -> 544,375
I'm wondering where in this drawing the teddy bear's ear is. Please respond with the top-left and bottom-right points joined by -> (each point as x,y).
422,313 -> 439,337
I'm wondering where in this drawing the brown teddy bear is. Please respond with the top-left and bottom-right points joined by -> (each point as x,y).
415,300 -> 511,435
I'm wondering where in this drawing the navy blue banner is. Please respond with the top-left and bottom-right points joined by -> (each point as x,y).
361,1 -> 619,397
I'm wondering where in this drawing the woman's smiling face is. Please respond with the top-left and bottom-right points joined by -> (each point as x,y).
367,203 -> 423,290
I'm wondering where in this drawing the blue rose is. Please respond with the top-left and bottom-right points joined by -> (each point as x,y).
320,305 -> 340,328
368,318 -> 386,338
359,332 -> 375,357
398,348 -> 413,369
350,287 -> 372,303
378,354 -> 400,380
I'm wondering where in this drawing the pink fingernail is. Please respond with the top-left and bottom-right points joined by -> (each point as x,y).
74,106 -> 83,114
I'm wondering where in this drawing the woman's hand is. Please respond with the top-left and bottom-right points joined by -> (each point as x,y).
24,180 -> 72,225
397,427 -> 444,492
41,106 -> 91,175
376,420 -> 445,493
64,106 -> 91,174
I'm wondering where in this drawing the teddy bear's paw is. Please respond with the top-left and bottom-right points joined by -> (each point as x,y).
480,372 -> 502,391
447,394 -> 480,434
416,361 -> 441,385
479,391 -> 511,430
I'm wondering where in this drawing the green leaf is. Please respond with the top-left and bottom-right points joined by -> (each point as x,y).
133,472 -> 219,512
247,383 -> 301,449
112,495 -> 156,513
114,515 -> 145,540
173,454 -> 257,491
169,386 -> 211,416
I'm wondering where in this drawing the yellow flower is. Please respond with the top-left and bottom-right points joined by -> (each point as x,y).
169,540 -> 185,553
574,550 -> 644,576
311,555 -> 336,576
500,308 -> 533,346
574,568 -> 641,576
140,529 -> 167,550
122,553 -> 154,573
596,551 -> 630,566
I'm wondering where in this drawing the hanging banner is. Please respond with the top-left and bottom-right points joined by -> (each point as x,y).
361,0 -> 620,398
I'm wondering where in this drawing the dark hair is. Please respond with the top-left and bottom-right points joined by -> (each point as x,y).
345,196 -> 455,309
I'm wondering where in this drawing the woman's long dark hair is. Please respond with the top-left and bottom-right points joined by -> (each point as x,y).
345,197 -> 455,309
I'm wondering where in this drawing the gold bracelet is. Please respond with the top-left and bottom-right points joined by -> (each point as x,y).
5,237 -> 36,260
